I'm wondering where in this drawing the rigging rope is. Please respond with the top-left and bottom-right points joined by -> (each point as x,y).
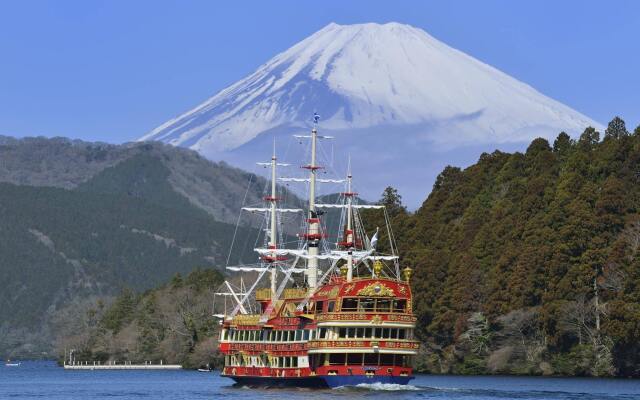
226,173 -> 255,267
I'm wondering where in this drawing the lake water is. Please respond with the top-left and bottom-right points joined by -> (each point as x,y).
1,361 -> 639,400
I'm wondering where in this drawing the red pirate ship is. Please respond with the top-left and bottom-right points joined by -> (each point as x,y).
216,114 -> 418,387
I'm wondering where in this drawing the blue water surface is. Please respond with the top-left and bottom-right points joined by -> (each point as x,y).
1,361 -> 639,400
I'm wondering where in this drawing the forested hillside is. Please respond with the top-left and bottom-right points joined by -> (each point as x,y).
0,142 -> 266,358
0,137 -> 269,224
378,117 -> 640,376
55,269 -> 225,369
6,119 -> 640,377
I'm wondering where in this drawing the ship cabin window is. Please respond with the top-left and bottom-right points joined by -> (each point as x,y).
335,327 -> 412,340
222,330 -> 229,340
319,328 -> 328,339
327,300 -> 336,313
359,298 -> 375,312
339,297 -> 408,313
315,301 -> 325,314
393,299 -> 407,312
328,353 -> 346,365
347,353 -> 361,365
321,353 -> 412,367
376,299 -> 391,312
380,354 -> 395,366
341,298 -> 358,311
303,329 -> 310,340
295,330 -> 302,341
363,353 -> 378,365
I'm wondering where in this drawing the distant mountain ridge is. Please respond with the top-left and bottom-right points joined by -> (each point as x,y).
0,137 -> 278,358
0,136 -> 268,224
140,22 -> 601,205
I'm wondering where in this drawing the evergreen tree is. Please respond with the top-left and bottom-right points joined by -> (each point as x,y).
378,186 -> 406,217
553,132 -> 572,158
604,116 -> 628,139
578,127 -> 600,148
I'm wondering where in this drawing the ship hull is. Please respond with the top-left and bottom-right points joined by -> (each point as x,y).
226,375 -> 327,388
224,374 -> 414,388
321,374 -> 414,388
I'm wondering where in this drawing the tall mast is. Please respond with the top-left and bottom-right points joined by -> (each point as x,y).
269,140 -> 278,296
346,157 -> 354,282
306,114 -> 320,289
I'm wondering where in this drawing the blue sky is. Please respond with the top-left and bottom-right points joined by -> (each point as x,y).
0,0 -> 638,143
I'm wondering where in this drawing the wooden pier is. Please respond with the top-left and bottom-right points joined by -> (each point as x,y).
63,361 -> 182,370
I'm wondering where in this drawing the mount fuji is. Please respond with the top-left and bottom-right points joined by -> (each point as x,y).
140,22 -> 600,207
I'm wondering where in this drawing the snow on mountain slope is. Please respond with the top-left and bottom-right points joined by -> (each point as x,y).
141,22 -> 601,207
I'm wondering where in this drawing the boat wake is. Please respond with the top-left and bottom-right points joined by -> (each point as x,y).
335,382 -> 424,391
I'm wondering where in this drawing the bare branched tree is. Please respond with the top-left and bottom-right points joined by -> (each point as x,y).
559,294 -> 594,345
622,217 -> 640,261
460,312 -> 492,355
600,262 -> 627,293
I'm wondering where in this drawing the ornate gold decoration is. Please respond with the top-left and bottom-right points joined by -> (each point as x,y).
232,314 -> 261,325
343,283 -> 356,294
398,285 -> 407,295
402,266 -> 413,282
340,264 -> 348,277
370,315 -> 383,324
356,282 -> 395,297
283,288 -> 307,299
316,312 -> 416,323
255,288 -> 271,301
317,286 -> 339,298
373,260 -> 383,277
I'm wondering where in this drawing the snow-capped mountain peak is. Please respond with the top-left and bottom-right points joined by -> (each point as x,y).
141,22 -> 600,206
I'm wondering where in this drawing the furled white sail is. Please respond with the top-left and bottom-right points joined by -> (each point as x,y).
242,207 -> 303,213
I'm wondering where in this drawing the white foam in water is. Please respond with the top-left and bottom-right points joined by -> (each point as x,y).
337,382 -> 423,391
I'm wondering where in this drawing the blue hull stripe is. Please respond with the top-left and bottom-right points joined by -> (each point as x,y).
322,375 -> 414,388
226,374 -> 414,388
